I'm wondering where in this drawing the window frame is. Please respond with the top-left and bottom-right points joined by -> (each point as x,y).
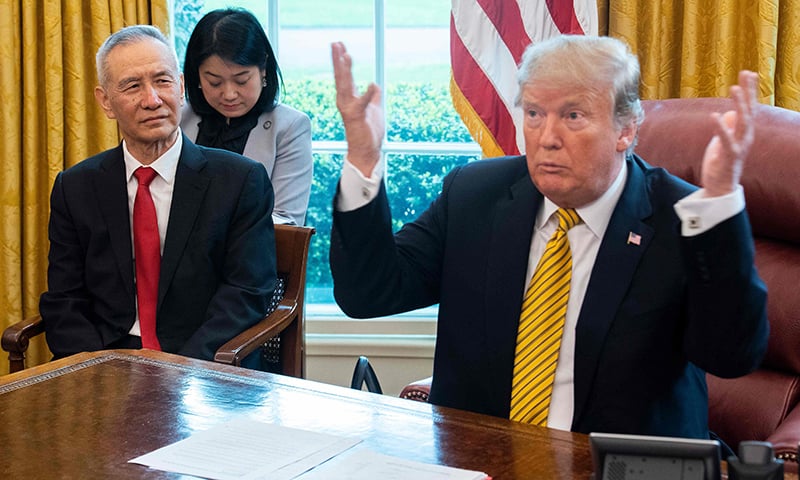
174,0 -> 482,321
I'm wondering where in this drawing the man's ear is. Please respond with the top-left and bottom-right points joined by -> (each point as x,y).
94,85 -> 116,120
616,121 -> 637,152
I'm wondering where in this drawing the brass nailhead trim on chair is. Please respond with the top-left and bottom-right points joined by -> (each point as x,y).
401,391 -> 429,402
776,452 -> 798,462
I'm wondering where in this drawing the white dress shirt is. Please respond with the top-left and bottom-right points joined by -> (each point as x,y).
123,133 -> 182,336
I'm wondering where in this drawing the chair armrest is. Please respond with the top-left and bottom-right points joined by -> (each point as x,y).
767,402 -> 800,464
2,314 -> 45,373
213,300 -> 298,367
400,376 -> 432,402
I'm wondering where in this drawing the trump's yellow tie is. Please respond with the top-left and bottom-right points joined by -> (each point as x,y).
510,207 -> 581,426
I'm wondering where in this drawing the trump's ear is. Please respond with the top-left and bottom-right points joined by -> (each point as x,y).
616,121 -> 637,152
94,85 -> 116,120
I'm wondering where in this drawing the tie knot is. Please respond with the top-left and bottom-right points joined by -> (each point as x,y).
134,167 -> 158,187
555,208 -> 580,231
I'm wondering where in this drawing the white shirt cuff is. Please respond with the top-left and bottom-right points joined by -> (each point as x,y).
336,157 -> 384,212
674,185 -> 745,237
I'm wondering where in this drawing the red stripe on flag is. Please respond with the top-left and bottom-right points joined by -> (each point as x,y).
477,0 -> 532,64
451,16 -> 520,156
544,0 -> 586,34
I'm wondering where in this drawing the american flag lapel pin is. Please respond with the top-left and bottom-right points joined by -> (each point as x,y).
627,231 -> 642,245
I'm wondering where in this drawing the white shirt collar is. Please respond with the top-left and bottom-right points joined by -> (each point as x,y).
538,158 -> 628,239
123,129 -> 183,185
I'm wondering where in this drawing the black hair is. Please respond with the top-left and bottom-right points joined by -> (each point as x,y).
184,8 -> 282,116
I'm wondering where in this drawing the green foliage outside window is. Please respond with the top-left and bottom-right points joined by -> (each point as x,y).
171,0 -> 480,302
173,0 -> 203,69
284,79 -> 478,300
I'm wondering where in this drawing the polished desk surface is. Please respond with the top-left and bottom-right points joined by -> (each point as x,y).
0,350 -> 595,479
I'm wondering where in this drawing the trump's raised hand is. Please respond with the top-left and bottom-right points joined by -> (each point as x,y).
331,42 -> 384,177
700,70 -> 758,197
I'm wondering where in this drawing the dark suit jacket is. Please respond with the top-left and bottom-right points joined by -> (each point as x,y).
330,154 -> 768,439
41,135 -> 277,361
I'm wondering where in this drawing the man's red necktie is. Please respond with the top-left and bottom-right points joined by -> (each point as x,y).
133,167 -> 161,350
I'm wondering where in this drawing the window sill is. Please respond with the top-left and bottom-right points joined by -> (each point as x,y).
305,302 -> 437,356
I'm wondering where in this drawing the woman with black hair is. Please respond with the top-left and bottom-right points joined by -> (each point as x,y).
182,8 -> 312,226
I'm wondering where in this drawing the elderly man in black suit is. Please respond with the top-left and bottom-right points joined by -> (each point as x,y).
41,25 -> 276,363
329,35 -> 768,440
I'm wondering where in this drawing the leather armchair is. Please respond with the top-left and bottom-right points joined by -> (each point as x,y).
3,224 -> 315,378
400,98 -> 800,463
637,97 -> 800,463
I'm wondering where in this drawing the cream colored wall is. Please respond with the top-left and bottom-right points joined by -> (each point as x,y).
306,353 -> 434,397
303,311 -> 436,397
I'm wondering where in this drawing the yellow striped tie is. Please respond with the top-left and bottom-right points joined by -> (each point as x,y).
510,207 -> 581,426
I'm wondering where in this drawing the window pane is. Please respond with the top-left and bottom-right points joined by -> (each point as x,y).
386,83 -> 473,144
305,152 -> 479,304
173,0 -> 268,67
305,151 -> 344,303
170,0 -> 481,311
384,3 -> 471,143
203,0 -> 267,18
172,0 -> 204,66
285,79 -> 341,141
385,153 -> 478,228
280,0 -> 375,142
279,0 -> 373,304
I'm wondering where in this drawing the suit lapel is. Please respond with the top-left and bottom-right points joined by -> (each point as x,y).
484,159 -> 542,404
96,147 -> 135,299
158,138 -> 209,306
571,156 -> 655,425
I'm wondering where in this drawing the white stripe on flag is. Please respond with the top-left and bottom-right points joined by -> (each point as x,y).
574,1 -> 599,35
518,1 -> 564,44
452,2 -> 521,121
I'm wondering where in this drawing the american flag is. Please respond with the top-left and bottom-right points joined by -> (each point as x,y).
627,231 -> 642,246
450,0 -> 598,157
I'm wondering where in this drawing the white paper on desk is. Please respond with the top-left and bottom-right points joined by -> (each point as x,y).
129,417 -> 361,480
296,448 -> 490,480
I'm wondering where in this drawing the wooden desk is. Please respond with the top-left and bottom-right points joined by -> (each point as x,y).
0,350 -> 594,479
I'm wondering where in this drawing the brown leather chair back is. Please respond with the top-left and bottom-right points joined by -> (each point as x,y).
637,98 -> 800,461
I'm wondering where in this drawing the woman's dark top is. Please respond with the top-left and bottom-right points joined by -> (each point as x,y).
195,107 -> 262,155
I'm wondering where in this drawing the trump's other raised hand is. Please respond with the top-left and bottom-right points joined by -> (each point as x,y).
700,70 -> 759,197
331,42 -> 384,178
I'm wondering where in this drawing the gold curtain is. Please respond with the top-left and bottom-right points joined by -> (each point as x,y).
0,0 -> 168,374
598,0 -> 799,110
